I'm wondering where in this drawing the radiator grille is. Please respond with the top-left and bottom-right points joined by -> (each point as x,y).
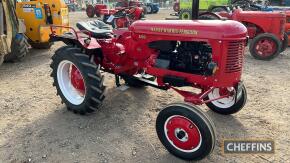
225,41 -> 244,73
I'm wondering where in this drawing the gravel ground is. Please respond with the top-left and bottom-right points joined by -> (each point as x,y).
0,9 -> 289,163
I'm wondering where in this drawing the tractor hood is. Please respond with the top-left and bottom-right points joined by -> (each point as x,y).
129,20 -> 247,39
235,10 -> 286,19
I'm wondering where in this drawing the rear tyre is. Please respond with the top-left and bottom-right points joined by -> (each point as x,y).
156,103 -> 216,161
86,5 -> 95,18
249,33 -> 281,60
198,13 -> 220,20
211,7 -> 227,12
205,85 -> 247,115
50,46 -> 106,114
4,34 -> 29,62
280,33 -> 288,53
179,9 -> 191,20
0,54 -> 4,66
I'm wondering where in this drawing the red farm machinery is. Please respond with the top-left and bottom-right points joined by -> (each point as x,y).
199,6 -> 288,60
86,0 -> 145,18
49,0 -> 248,160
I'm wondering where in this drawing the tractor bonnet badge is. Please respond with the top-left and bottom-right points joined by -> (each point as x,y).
151,28 -> 198,35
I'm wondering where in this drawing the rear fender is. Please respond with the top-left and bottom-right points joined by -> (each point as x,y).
50,34 -> 101,50
208,5 -> 229,12
199,12 -> 223,20
50,25 -> 101,50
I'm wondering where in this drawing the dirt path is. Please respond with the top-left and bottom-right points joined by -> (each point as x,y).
0,10 -> 289,163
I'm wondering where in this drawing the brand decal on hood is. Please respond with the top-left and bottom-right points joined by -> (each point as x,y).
151,28 -> 198,35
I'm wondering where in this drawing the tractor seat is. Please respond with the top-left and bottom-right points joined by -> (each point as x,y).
76,20 -> 112,39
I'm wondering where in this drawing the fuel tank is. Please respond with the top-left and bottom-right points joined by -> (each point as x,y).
129,20 -> 247,40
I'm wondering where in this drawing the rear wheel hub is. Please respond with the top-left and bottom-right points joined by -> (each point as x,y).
57,60 -> 86,105
70,65 -> 85,95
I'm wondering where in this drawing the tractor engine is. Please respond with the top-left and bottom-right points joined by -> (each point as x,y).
149,41 -> 216,76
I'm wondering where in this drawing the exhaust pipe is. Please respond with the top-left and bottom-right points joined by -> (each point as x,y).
192,0 -> 199,20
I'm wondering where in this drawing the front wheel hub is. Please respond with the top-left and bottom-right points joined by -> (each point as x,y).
164,115 -> 201,152
255,39 -> 277,57
207,87 -> 235,108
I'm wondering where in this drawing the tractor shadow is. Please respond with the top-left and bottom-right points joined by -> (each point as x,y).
0,86 -> 158,163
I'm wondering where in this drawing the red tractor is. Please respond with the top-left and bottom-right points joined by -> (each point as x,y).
86,3 -> 107,18
200,8 -> 287,60
50,0 -> 248,160
101,6 -> 144,28
86,0 -> 145,18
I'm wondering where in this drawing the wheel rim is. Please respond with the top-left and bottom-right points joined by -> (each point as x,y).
147,6 -> 152,13
57,60 -> 86,105
164,115 -> 202,153
181,12 -> 190,20
254,38 -> 277,57
115,18 -> 125,28
208,87 -> 235,108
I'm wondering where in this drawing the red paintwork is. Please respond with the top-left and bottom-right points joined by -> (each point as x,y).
101,7 -> 144,28
51,19 -> 247,105
217,9 -> 286,40
130,20 -> 247,39
71,65 -> 85,95
94,4 -> 107,15
165,115 -> 201,151
89,0 -> 144,17
100,8 -> 117,15
254,38 -> 277,57
285,11 -> 290,46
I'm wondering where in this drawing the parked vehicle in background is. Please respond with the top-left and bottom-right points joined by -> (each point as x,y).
200,8 -> 288,60
86,0 -> 148,18
176,0 -> 229,19
16,0 -> 69,49
144,0 -> 159,14
0,0 -> 29,64
64,0 -> 77,12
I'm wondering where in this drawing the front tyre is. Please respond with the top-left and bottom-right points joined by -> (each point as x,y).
50,46 -> 106,114
205,85 -> 247,115
280,33 -> 288,53
156,103 -> 216,161
249,33 -> 281,60
86,5 -> 95,18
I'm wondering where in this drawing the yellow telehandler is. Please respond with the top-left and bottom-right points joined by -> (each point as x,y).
15,0 -> 69,49
0,0 -> 29,64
